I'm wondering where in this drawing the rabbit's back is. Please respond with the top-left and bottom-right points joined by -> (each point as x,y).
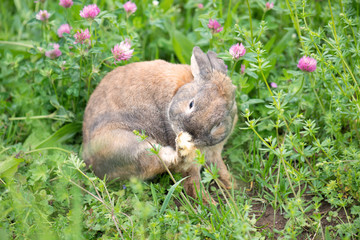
83,60 -> 193,147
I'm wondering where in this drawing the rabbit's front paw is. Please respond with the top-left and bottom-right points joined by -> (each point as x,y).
159,146 -> 178,166
176,132 -> 196,157
175,132 -> 197,171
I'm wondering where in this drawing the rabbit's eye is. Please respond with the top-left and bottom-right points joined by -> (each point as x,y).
189,100 -> 194,109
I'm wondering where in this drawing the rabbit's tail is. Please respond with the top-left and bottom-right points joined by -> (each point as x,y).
83,129 -> 177,180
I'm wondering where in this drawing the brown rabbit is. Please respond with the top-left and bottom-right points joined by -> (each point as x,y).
82,47 -> 237,200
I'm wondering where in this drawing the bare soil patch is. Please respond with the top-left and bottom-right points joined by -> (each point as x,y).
251,197 -> 349,239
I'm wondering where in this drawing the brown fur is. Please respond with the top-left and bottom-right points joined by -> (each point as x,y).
83,47 -> 237,201
211,71 -> 236,102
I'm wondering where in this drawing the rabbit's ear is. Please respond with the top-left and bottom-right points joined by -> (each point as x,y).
191,47 -> 227,78
207,51 -> 227,74
191,46 -> 212,78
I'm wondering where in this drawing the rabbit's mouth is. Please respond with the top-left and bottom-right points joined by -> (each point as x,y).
171,123 -> 224,147
170,123 -> 186,137
171,124 -> 198,146
172,125 -> 218,147
193,139 -> 205,147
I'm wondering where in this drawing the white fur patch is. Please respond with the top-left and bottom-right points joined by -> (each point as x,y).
176,132 -> 195,157
158,146 -> 177,165
175,132 -> 198,172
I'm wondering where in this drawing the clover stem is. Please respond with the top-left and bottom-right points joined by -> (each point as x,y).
230,60 -> 238,78
288,74 -> 305,102
75,55 -> 83,113
245,0 -> 253,42
309,73 -> 325,113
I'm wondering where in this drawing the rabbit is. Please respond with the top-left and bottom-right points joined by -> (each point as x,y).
82,46 -> 237,200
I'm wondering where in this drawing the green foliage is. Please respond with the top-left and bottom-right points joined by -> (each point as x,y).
1,0 -> 360,239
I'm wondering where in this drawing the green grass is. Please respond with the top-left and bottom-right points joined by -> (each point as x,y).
1,0 -> 360,239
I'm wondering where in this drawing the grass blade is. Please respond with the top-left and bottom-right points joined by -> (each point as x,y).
35,122 -> 82,149
0,157 -> 24,179
159,176 -> 188,215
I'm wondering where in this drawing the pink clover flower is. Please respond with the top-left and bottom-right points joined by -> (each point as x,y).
74,28 -> 91,44
297,56 -> 317,72
112,40 -> 134,63
57,24 -> 72,38
265,2 -> 274,10
123,1 -> 137,15
80,4 -> 100,19
59,0 -> 73,8
229,43 -> 246,60
36,10 -> 50,22
45,43 -> 62,59
208,19 -> 223,33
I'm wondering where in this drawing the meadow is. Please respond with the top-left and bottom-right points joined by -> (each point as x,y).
1,0 -> 360,239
